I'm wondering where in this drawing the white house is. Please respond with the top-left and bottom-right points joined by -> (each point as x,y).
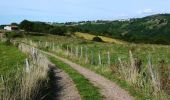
4,26 -> 18,31
4,26 -> 12,31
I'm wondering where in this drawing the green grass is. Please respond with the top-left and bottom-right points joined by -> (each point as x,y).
0,42 -> 26,80
49,52 -> 148,100
49,56 -> 103,100
0,42 -> 26,98
74,32 -> 125,44
16,34 -> 170,99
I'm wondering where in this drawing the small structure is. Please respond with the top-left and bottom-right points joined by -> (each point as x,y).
4,25 -> 18,31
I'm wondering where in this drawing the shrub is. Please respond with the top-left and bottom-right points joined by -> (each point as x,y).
49,27 -> 66,36
5,32 -> 24,39
92,37 -> 103,42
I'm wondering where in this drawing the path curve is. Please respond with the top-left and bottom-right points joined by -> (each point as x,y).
42,50 -> 135,100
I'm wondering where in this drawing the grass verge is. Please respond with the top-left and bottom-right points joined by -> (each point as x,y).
49,56 -> 103,100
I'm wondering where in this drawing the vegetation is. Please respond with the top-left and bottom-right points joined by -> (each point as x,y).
75,32 -> 124,44
21,34 -> 170,100
0,42 -> 49,100
49,56 -> 102,100
1,13 -> 170,100
0,42 -> 25,99
19,20 -> 77,36
75,14 -> 170,44
49,26 -> 66,35
17,14 -> 170,45
92,36 -> 103,42
0,25 -> 6,29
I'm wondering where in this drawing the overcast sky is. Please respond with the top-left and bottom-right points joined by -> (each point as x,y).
0,0 -> 170,24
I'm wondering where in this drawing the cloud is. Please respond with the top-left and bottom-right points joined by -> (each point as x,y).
137,8 -> 155,14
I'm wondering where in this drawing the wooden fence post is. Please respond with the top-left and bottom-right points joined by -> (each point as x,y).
52,43 -> 55,51
98,51 -> 101,66
80,46 -> 83,58
25,58 -> 30,73
1,75 -> 4,85
66,45 -> 69,56
76,46 -> 79,58
107,51 -> 110,66
70,46 -> 73,57
91,50 -> 94,65
85,47 -> 88,64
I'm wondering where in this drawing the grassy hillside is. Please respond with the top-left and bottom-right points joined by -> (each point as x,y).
14,14 -> 170,45
74,32 -> 125,44
76,14 -> 170,44
19,34 -> 170,99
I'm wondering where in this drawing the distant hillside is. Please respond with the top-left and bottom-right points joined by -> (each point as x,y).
13,14 -> 170,45
76,14 -> 170,44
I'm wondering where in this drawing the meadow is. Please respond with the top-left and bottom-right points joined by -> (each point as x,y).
20,34 -> 170,100
0,41 -> 49,100
0,42 -> 25,99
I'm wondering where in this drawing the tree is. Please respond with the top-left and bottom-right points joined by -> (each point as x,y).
19,20 -> 34,31
11,23 -> 18,26
49,27 -> 66,36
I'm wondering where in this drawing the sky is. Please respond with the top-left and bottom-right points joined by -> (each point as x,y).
0,0 -> 170,24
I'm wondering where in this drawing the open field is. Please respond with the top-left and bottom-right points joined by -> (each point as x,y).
0,42 -> 26,99
74,32 -> 125,44
1,2 -> 170,100
1,30 -> 169,99
0,42 -> 25,77
17,34 -> 170,99
0,42 -> 50,100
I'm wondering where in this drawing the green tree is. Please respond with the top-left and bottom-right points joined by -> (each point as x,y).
49,27 -> 66,36
19,20 -> 34,31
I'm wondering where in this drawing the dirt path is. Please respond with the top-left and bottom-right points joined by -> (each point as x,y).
42,50 -> 135,100
48,63 -> 81,100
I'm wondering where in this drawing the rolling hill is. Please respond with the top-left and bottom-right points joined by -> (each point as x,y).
76,14 -> 170,44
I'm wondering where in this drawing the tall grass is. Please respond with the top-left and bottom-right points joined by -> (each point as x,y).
17,36 -> 170,99
0,43 -> 49,100
117,51 -> 169,99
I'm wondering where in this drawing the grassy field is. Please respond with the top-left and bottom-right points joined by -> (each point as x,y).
0,42 -> 26,99
74,32 -> 125,44
0,43 -> 26,76
0,41 -> 51,100
17,34 -> 170,99
49,56 -> 102,100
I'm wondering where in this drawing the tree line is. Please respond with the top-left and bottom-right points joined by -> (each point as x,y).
76,14 -> 170,44
19,20 -> 79,36
18,14 -> 170,45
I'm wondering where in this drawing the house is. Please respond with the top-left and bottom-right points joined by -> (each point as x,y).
4,25 -> 18,31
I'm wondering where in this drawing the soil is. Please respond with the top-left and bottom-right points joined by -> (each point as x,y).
48,63 -> 81,100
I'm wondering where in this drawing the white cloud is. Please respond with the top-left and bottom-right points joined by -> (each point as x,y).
137,8 -> 154,14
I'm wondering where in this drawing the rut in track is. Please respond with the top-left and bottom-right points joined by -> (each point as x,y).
48,63 -> 81,100
42,50 -> 135,100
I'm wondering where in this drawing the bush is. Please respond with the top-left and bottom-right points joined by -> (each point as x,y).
49,27 -> 66,36
92,37 -> 103,42
5,32 -> 24,39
